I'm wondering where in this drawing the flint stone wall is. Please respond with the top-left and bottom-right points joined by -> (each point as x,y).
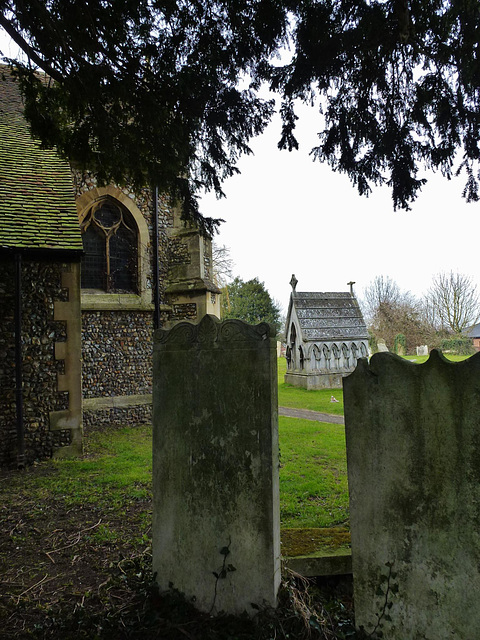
76,178 -> 213,431
81,311 -> 154,399
152,315 -> 281,615
0,260 -> 72,465
82,404 -> 152,432
344,350 -> 480,639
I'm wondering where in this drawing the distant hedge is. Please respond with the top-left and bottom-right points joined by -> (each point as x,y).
440,337 -> 475,356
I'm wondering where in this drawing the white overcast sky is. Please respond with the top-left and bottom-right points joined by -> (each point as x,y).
200,98 -> 479,313
2,29 -> 478,314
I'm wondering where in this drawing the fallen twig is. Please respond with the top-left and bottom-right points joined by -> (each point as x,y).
14,574 -> 57,605
9,519 -> 24,537
46,519 -> 102,562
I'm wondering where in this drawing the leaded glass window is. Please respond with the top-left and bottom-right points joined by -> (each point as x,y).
80,199 -> 138,293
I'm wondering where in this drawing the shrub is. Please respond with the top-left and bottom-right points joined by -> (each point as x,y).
440,337 -> 475,355
394,333 -> 406,355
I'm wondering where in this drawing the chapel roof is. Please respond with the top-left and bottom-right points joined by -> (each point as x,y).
287,286 -> 369,342
0,67 -> 83,254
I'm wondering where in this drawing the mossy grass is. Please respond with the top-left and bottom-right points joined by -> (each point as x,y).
1,423 -> 355,638
281,527 -> 351,557
19,424 -> 153,508
5,425 -> 154,551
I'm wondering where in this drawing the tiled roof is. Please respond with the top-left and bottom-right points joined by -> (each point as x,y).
466,323 -> 480,339
291,291 -> 369,341
0,67 -> 82,252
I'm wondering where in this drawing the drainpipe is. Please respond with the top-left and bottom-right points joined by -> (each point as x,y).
153,186 -> 161,330
14,252 -> 25,469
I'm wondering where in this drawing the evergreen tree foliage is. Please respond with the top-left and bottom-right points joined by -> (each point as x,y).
2,0 -> 480,230
222,277 -> 282,335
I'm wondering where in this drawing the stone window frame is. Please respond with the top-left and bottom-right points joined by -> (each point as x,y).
77,186 -> 152,311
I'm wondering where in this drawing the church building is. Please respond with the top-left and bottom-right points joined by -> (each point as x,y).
0,69 -> 220,467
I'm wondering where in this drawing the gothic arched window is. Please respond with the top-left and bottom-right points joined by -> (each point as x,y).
351,342 -> 358,363
299,345 -> 305,370
312,344 -> 321,370
342,343 -> 350,368
80,199 -> 138,293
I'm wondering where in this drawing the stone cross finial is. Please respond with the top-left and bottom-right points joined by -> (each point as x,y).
348,281 -> 355,296
290,274 -> 298,292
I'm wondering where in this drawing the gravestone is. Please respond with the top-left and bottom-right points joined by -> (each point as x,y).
376,339 -> 388,352
152,315 -> 281,615
416,344 -> 428,356
344,350 -> 480,639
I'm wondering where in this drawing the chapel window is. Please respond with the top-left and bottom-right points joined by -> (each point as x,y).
299,345 -> 305,370
80,199 -> 138,293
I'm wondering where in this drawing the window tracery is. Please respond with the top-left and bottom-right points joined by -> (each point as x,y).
342,343 -> 350,368
80,199 -> 138,293
312,344 -> 321,370
351,342 -> 358,362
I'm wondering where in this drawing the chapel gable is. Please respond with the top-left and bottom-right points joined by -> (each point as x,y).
284,275 -> 369,389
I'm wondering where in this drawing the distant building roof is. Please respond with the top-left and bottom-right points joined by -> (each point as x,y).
0,67 -> 82,254
466,323 -> 480,339
287,290 -> 369,342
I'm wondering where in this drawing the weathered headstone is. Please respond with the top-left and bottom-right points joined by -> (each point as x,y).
344,350 -> 480,639
152,315 -> 280,615
416,344 -> 428,356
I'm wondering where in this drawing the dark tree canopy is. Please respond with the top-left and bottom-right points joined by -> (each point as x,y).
2,0 -> 480,231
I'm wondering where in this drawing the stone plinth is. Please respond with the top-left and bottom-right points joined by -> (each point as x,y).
344,350 -> 480,639
152,315 -> 280,615
284,371 -> 345,389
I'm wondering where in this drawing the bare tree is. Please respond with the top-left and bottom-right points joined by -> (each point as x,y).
426,271 -> 480,333
362,276 -> 433,352
362,275 -> 402,324
211,243 -> 234,289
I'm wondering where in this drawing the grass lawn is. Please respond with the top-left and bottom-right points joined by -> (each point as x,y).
277,357 -> 344,415
276,351 -> 473,532
279,417 -> 348,529
402,353 -> 471,364
9,418 -> 347,532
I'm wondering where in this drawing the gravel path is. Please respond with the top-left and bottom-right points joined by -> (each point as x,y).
279,406 -> 345,425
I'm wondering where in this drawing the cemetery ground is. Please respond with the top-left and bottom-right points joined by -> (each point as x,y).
1,354 -> 468,639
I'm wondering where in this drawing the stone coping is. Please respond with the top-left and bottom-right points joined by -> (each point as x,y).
83,394 -> 152,410
166,278 -> 221,295
284,551 -> 352,578
81,293 -> 170,311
